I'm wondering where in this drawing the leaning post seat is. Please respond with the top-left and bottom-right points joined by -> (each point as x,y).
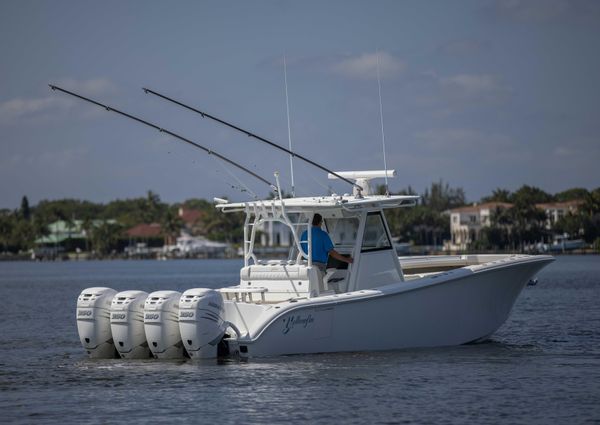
220,262 -> 320,303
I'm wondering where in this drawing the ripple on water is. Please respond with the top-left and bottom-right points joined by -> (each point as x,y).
0,257 -> 599,424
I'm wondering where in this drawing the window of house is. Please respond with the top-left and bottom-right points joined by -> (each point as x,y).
361,212 -> 392,252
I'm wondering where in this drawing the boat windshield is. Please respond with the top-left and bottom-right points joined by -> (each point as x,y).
361,212 -> 392,252
287,216 -> 359,262
324,217 -> 359,249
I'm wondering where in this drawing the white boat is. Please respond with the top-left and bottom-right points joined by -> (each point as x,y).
76,171 -> 554,359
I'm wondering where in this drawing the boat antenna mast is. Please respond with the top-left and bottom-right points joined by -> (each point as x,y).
48,84 -> 277,192
283,55 -> 295,197
141,87 -> 364,196
376,49 -> 390,197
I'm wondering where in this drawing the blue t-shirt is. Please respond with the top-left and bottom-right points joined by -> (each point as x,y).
300,226 -> 334,264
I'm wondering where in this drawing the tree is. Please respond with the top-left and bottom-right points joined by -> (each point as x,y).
387,206 -> 449,246
482,188 -> 511,203
91,222 -> 124,256
553,213 -> 583,238
32,215 -> 50,239
0,214 -> 14,252
161,208 -> 183,245
183,199 -> 213,210
201,208 -> 245,243
555,188 -> 589,202
581,188 -> 600,217
549,188 -> 600,244
143,190 -> 165,223
477,206 -> 514,250
11,220 -> 36,251
510,185 -> 553,205
506,199 -> 548,250
81,218 -> 94,252
421,180 -> 466,212
20,196 -> 31,221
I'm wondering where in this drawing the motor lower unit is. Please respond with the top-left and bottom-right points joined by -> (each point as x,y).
178,288 -> 228,359
144,290 -> 185,359
76,287 -> 118,358
110,290 -> 150,359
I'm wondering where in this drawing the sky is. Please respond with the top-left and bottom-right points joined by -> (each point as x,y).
1,0 -> 599,208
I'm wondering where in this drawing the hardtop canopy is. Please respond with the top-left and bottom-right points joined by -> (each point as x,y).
215,194 -> 419,214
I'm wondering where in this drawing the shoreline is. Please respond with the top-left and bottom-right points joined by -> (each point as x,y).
1,250 -> 597,262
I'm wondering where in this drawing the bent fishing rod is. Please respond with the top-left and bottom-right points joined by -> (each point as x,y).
49,85 -> 276,191
141,87 -> 364,194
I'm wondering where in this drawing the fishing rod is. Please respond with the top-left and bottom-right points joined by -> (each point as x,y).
141,87 -> 364,194
48,85 -> 276,191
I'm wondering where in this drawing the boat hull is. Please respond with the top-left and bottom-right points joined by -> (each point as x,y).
238,256 -> 552,357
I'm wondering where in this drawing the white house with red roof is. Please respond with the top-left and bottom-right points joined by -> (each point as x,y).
446,199 -> 585,251
535,200 -> 584,229
446,202 -> 513,251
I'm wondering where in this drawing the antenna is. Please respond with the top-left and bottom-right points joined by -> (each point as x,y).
283,55 -> 295,197
376,50 -> 390,197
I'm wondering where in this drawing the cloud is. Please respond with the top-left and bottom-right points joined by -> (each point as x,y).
493,0 -> 570,22
0,96 -> 74,124
0,78 -> 117,125
553,137 -> 600,157
438,39 -> 490,56
54,77 -> 117,96
440,74 -> 510,101
2,145 -> 90,169
553,146 -> 579,156
262,52 -> 407,81
331,52 -> 406,80
412,72 -> 511,111
414,128 -> 516,153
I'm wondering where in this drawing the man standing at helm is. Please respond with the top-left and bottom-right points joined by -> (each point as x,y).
300,213 -> 353,275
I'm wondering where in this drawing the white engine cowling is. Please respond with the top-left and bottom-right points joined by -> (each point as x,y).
179,288 -> 227,359
144,290 -> 184,359
110,290 -> 150,359
76,287 -> 118,358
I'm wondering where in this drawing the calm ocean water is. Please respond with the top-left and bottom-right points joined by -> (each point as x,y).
0,256 -> 599,424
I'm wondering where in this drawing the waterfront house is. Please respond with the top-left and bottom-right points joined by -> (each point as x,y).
446,202 -> 513,251
535,200 -> 584,229
445,199 -> 585,251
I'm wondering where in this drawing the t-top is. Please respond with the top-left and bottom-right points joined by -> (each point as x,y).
300,226 -> 334,264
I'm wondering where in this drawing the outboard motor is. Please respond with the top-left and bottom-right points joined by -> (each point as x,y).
144,290 -> 184,359
76,287 -> 118,358
110,290 -> 150,359
179,288 -> 227,359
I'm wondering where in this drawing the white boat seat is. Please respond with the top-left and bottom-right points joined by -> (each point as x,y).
240,264 -> 310,281
238,264 -> 320,301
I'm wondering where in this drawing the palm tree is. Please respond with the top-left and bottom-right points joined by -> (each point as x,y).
0,215 -> 14,252
81,218 -> 93,252
143,190 -> 162,223
91,222 -> 123,257
161,209 -> 183,246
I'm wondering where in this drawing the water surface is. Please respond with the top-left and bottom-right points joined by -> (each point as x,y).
1,256 -> 599,424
